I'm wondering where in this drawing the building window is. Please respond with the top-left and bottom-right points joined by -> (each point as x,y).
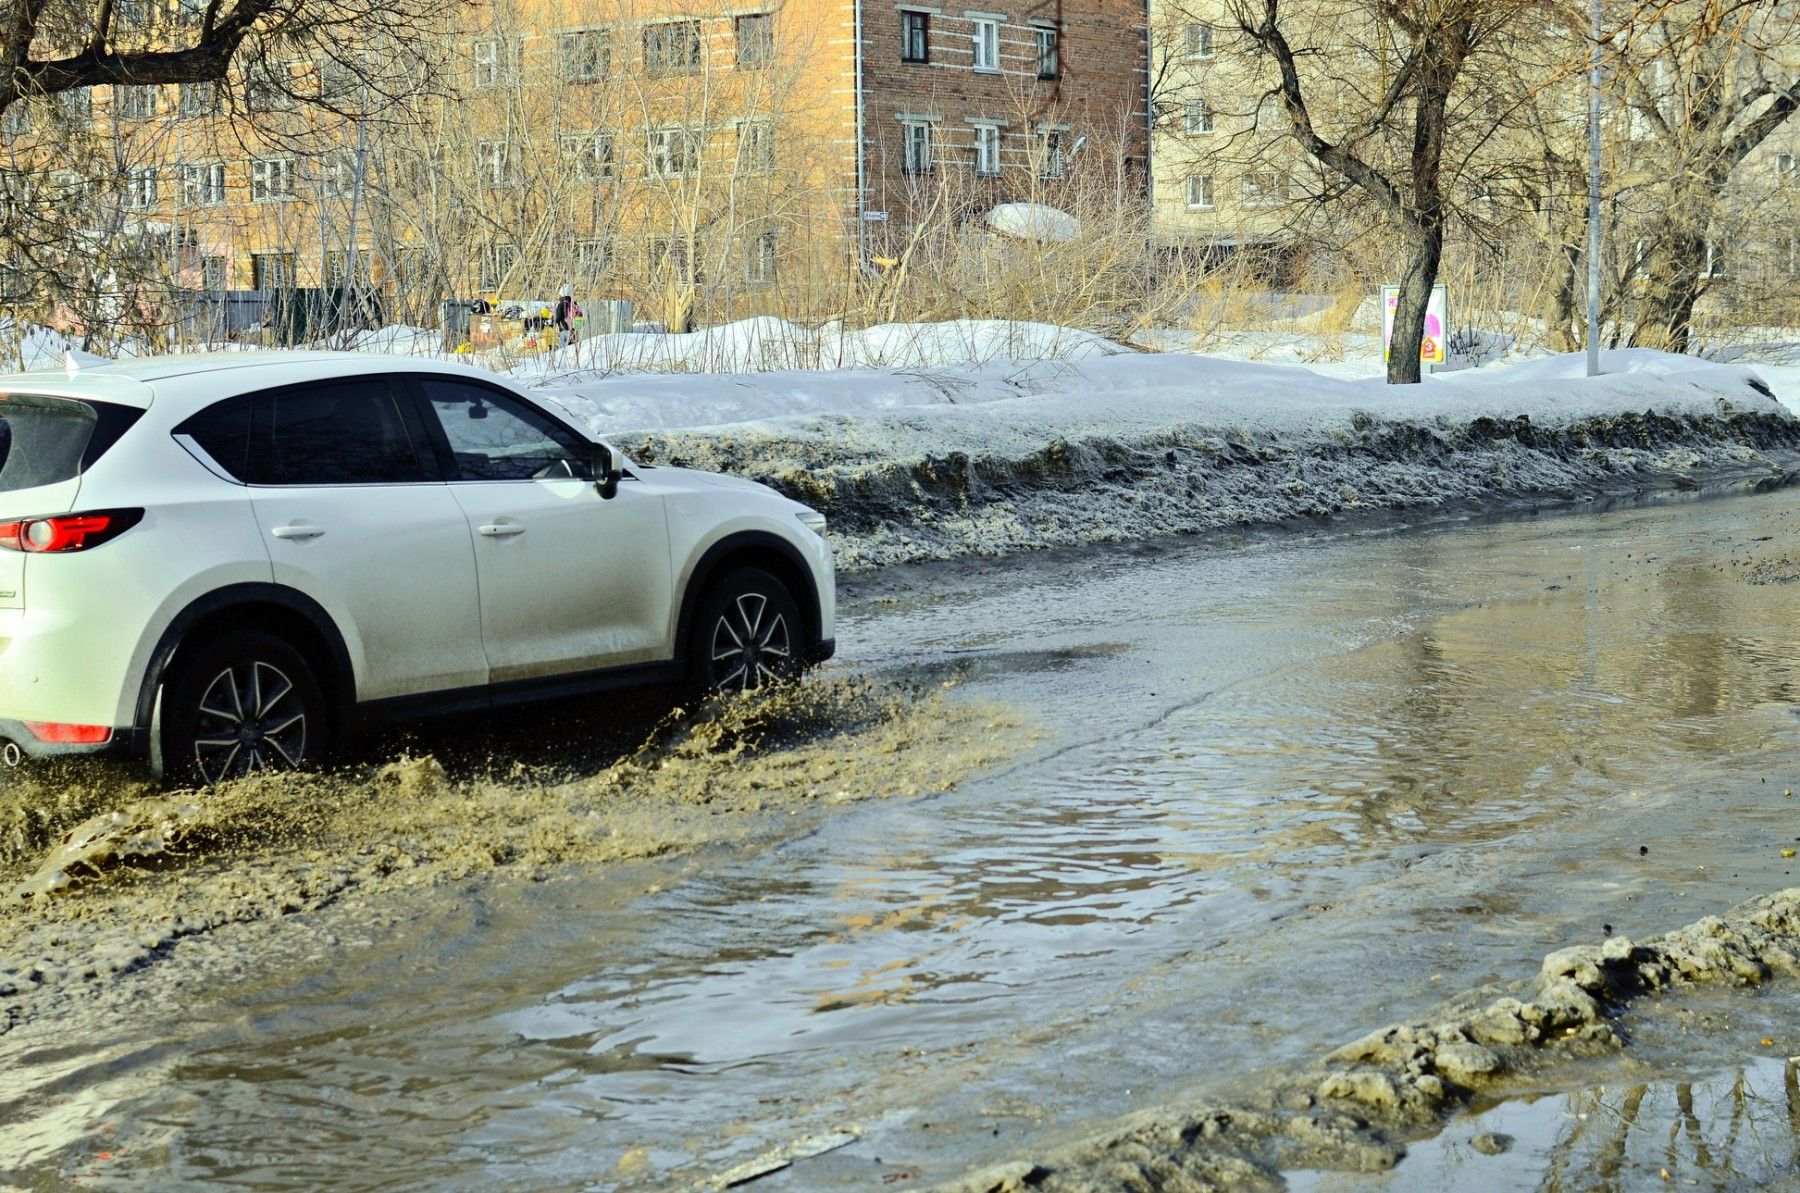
477,140 -> 515,187
201,254 -> 229,291
1241,171 -> 1285,207
179,81 -> 216,117
560,29 -> 611,82
182,161 -> 227,206
1184,100 -> 1213,134
902,120 -> 932,174
1038,128 -> 1064,178
1777,152 -> 1796,181
1184,23 -> 1214,58
744,230 -> 777,284
472,38 -> 511,90
244,63 -> 291,112
250,157 -> 295,202
736,121 -> 774,172
121,166 -> 157,210
901,11 -> 930,63
1185,174 -> 1214,209
576,238 -> 612,277
971,18 -> 1000,71
971,123 -> 1001,176
1783,233 -> 1800,277
736,14 -> 774,67
251,251 -> 296,290
647,125 -> 700,177
56,89 -> 91,125
325,250 -> 367,286
561,131 -> 615,181
645,21 -> 703,74
1035,25 -> 1058,78
114,84 -> 159,120
1701,241 -> 1726,278
317,151 -> 358,199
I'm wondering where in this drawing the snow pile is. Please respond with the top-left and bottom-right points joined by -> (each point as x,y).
342,325 -> 441,356
545,349 -> 1800,572
984,202 -> 1080,243
509,317 -> 1126,377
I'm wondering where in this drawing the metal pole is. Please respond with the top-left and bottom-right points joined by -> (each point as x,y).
1586,0 -> 1603,377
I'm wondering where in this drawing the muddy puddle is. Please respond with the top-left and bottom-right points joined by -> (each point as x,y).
13,487 -> 1800,1189
0,678 -> 1017,1027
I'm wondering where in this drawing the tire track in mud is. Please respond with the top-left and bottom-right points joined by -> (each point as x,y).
0,678 -> 1020,1036
935,888 -> 1800,1193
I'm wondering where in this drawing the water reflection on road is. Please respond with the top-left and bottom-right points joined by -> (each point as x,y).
12,490 -> 1800,1188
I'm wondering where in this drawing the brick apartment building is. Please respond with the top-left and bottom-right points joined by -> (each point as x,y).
0,0 -> 1151,332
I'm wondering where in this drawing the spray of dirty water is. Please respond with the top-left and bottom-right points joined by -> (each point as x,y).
0,678 -> 1018,1020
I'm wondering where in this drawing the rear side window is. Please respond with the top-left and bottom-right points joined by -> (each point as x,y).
175,396 -> 253,480
0,393 -> 143,493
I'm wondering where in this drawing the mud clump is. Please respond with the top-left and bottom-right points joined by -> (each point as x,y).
0,678 -> 1018,1032
933,887 -> 1800,1193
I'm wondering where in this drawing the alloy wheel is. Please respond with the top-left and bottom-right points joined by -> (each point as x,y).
709,592 -> 793,693
191,660 -> 309,783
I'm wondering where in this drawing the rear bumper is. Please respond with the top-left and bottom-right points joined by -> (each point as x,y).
0,721 -> 145,763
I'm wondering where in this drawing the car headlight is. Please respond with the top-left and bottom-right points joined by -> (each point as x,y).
796,510 -> 827,535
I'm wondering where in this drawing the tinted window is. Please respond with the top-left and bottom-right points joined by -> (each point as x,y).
255,380 -> 426,485
175,396 -> 253,480
418,379 -> 592,482
0,393 -> 142,493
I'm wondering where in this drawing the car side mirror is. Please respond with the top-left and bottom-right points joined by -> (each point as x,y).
593,442 -> 622,500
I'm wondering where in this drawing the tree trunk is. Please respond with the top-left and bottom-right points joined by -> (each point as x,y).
1542,236 -> 1581,353
1387,225 -> 1442,385
1629,222 -> 1707,354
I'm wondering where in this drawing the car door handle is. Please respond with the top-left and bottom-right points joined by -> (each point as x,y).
477,523 -> 526,538
271,524 -> 325,540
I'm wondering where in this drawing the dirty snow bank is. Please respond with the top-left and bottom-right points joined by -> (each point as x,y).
541,349 -> 1800,573
935,887 -> 1800,1193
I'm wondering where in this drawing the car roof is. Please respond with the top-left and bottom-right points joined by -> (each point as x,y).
0,352 -> 501,412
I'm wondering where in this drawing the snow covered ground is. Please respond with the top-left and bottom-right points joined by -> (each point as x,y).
9,316 -> 1799,571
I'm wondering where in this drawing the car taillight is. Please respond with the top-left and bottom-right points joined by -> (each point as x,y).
0,508 -> 143,553
22,721 -> 112,744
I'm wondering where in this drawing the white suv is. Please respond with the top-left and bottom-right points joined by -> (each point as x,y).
0,353 -> 834,784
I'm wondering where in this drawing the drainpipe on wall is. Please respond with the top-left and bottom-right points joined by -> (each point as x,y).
854,0 -> 867,270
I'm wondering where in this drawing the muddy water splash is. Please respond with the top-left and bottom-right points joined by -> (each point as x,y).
0,678 -> 1017,1017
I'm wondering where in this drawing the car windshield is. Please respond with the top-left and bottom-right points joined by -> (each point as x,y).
0,393 -> 138,493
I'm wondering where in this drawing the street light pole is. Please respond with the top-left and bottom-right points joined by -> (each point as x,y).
1586,0 -> 1603,377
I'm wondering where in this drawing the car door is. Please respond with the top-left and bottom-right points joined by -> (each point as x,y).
238,377 -> 488,701
408,375 -> 673,683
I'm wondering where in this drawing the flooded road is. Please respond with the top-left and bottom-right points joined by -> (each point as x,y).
10,487 -> 1800,1189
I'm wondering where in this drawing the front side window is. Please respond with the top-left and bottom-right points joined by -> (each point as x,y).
258,381 -> 427,485
418,379 -> 592,482
972,18 -> 999,70
901,11 -> 929,62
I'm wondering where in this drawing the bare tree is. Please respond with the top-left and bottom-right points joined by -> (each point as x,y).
1228,0 -> 1535,383
1607,0 -> 1798,352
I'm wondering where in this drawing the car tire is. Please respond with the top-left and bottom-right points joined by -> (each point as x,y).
688,567 -> 805,696
161,630 -> 330,787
